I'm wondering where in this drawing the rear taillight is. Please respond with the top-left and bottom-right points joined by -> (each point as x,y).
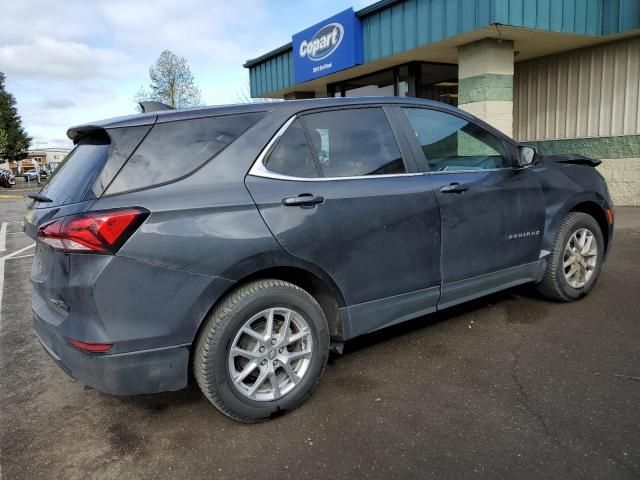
38,208 -> 149,254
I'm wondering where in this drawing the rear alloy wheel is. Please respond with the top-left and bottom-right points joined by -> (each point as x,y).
194,279 -> 329,422
228,307 -> 313,402
537,212 -> 604,301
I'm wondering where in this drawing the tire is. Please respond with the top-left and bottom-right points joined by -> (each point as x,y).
537,212 -> 604,302
194,279 -> 330,423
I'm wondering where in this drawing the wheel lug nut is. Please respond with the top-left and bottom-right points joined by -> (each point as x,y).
279,347 -> 284,353
261,360 -> 266,366
259,346 -> 265,353
271,338 -> 277,345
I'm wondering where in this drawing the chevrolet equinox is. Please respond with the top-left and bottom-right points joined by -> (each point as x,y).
24,97 -> 614,422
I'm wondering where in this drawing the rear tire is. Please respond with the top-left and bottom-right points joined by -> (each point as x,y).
537,212 -> 604,302
194,279 -> 329,423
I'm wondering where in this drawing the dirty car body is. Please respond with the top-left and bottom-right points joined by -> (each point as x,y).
23,97 -> 613,418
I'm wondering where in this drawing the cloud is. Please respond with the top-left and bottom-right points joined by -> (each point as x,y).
1,0 -> 374,148
0,37 -> 136,80
37,98 -> 76,110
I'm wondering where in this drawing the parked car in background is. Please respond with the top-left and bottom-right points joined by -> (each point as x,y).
23,169 -> 48,182
23,97 -> 614,423
0,168 -> 16,188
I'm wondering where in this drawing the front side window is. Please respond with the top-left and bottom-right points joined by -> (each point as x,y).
402,108 -> 509,172
303,108 -> 405,177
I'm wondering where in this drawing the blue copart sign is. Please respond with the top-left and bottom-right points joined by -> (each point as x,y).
292,8 -> 364,84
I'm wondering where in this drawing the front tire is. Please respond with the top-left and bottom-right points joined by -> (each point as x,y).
194,279 -> 329,422
537,212 -> 604,301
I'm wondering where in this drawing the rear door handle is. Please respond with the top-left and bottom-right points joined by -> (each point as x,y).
282,194 -> 325,207
440,183 -> 468,194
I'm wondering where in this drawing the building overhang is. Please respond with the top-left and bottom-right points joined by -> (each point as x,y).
245,0 -> 640,99
253,25 -> 640,99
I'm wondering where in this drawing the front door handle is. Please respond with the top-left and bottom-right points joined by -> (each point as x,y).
282,194 -> 325,207
440,183 -> 468,194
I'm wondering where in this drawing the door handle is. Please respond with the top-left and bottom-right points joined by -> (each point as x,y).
440,183 -> 468,194
282,194 -> 325,207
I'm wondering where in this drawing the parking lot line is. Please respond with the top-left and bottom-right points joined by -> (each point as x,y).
0,222 -> 7,252
6,254 -> 34,260
0,243 -> 35,262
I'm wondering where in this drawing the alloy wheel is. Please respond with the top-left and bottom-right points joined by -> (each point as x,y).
228,307 -> 313,402
563,228 -> 598,288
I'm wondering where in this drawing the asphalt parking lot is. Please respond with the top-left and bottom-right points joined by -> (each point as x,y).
1,193 -> 639,480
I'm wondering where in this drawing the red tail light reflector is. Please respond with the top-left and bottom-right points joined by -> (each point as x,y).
38,208 -> 149,254
68,339 -> 113,353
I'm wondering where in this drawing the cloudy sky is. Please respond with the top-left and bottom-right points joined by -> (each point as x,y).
0,0 -> 373,148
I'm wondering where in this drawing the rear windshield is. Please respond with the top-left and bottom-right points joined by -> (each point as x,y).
105,112 -> 265,194
37,136 -> 110,208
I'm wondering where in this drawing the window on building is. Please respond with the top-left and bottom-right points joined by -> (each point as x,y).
303,108 -> 405,177
264,119 -> 319,178
402,108 -> 509,171
417,63 -> 458,105
107,112 -> 265,193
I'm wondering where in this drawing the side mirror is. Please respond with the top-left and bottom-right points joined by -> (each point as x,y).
518,146 -> 537,167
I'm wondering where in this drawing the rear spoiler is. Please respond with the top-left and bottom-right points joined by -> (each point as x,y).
543,154 -> 601,167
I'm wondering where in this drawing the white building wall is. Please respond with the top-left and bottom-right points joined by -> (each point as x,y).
514,36 -> 640,141
513,36 -> 640,206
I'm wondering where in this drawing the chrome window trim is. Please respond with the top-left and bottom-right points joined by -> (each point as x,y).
424,166 -> 513,175
247,114 -> 423,182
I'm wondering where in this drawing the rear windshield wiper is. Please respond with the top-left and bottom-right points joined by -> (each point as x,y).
28,193 -> 53,203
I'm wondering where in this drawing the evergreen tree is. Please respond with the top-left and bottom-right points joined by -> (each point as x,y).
0,72 -> 31,161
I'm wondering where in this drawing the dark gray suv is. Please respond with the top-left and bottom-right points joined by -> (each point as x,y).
24,97 -> 614,422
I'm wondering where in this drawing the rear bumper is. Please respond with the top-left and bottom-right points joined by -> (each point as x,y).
33,313 -> 190,395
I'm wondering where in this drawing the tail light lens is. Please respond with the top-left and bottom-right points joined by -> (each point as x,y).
38,208 -> 149,254
68,339 -> 113,353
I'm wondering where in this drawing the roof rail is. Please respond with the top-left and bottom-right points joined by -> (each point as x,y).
139,101 -> 174,113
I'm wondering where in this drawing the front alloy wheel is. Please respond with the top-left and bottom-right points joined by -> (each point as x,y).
537,212 -> 604,301
562,228 -> 598,288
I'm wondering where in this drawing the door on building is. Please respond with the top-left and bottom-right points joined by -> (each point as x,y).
245,106 -> 442,337
394,106 -> 546,307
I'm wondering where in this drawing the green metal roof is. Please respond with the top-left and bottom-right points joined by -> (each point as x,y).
246,0 -> 640,97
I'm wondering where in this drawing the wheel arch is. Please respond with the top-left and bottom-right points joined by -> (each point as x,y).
543,196 -> 610,255
569,201 -> 610,253
191,264 -> 348,356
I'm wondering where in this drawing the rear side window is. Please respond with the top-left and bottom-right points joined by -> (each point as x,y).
106,112 -> 265,194
303,108 -> 405,177
265,119 -> 319,178
38,135 -> 110,208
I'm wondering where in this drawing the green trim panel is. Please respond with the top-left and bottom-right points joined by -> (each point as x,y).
523,135 -> 640,159
458,74 -> 513,104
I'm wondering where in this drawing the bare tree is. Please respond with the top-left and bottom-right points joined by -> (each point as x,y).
234,82 -> 281,104
135,50 -> 202,110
